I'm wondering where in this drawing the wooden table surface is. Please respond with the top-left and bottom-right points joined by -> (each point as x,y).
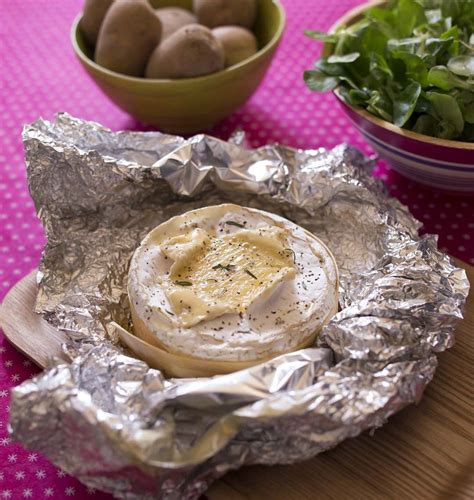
208,260 -> 474,499
1,262 -> 473,499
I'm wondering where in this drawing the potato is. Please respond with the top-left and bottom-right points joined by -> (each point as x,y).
80,0 -> 114,46
212,26 -> 257,67
155,7 -> 197,40
193,0 -> 256,28
95,0 -> 161,77
145,24 -> 224,79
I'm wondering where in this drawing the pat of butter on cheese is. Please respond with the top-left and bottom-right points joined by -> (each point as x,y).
162,227 -> 296,327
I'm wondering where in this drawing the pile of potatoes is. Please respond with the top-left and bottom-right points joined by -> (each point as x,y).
80,0 -> 259,79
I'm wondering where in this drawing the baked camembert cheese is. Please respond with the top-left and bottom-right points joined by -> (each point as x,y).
128,204 -> 338,370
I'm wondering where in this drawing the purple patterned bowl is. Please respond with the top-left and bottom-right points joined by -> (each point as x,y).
325,0 -> 474,194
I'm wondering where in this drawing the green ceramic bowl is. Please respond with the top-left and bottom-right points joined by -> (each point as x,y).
71,0 -> 285,133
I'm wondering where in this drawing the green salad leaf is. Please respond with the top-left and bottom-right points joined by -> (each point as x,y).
448,55 -> 474,76
304,0 -> 474,141
394,80 -> 422,125
304,70 -> 339,91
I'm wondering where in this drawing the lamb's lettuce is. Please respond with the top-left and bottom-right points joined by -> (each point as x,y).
304,0 -> 474,141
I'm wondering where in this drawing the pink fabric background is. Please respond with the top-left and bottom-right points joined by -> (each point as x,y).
0,0 -> 472,498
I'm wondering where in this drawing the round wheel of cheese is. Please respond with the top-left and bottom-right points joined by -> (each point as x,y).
128,204 -> 339,376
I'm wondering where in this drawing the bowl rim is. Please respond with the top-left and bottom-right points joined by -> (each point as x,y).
322,0 -> 474,151
70,0 -> 286,85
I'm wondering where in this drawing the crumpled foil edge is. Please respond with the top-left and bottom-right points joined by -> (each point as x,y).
8,113 -> 470,499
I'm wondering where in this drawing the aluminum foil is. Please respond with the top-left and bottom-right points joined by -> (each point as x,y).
9,113 -> 469,499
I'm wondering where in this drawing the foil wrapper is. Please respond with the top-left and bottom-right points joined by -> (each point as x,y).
9,113 -> 469,499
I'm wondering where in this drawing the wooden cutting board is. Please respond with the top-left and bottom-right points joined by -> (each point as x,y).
1,262 -> 473,499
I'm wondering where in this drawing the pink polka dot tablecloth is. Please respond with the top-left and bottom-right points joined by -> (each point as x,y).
0,0 -> 473,498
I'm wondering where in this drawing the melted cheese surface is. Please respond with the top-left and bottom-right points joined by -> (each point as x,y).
162,227 -> 296,327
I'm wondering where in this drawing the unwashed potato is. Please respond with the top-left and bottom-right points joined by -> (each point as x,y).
80,0 -> 114,45
212,26 -> 257,67
95,0 -> 161,77
155,7 -> 197,40
193,0 -> 256,29
145,24 -> 224,79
